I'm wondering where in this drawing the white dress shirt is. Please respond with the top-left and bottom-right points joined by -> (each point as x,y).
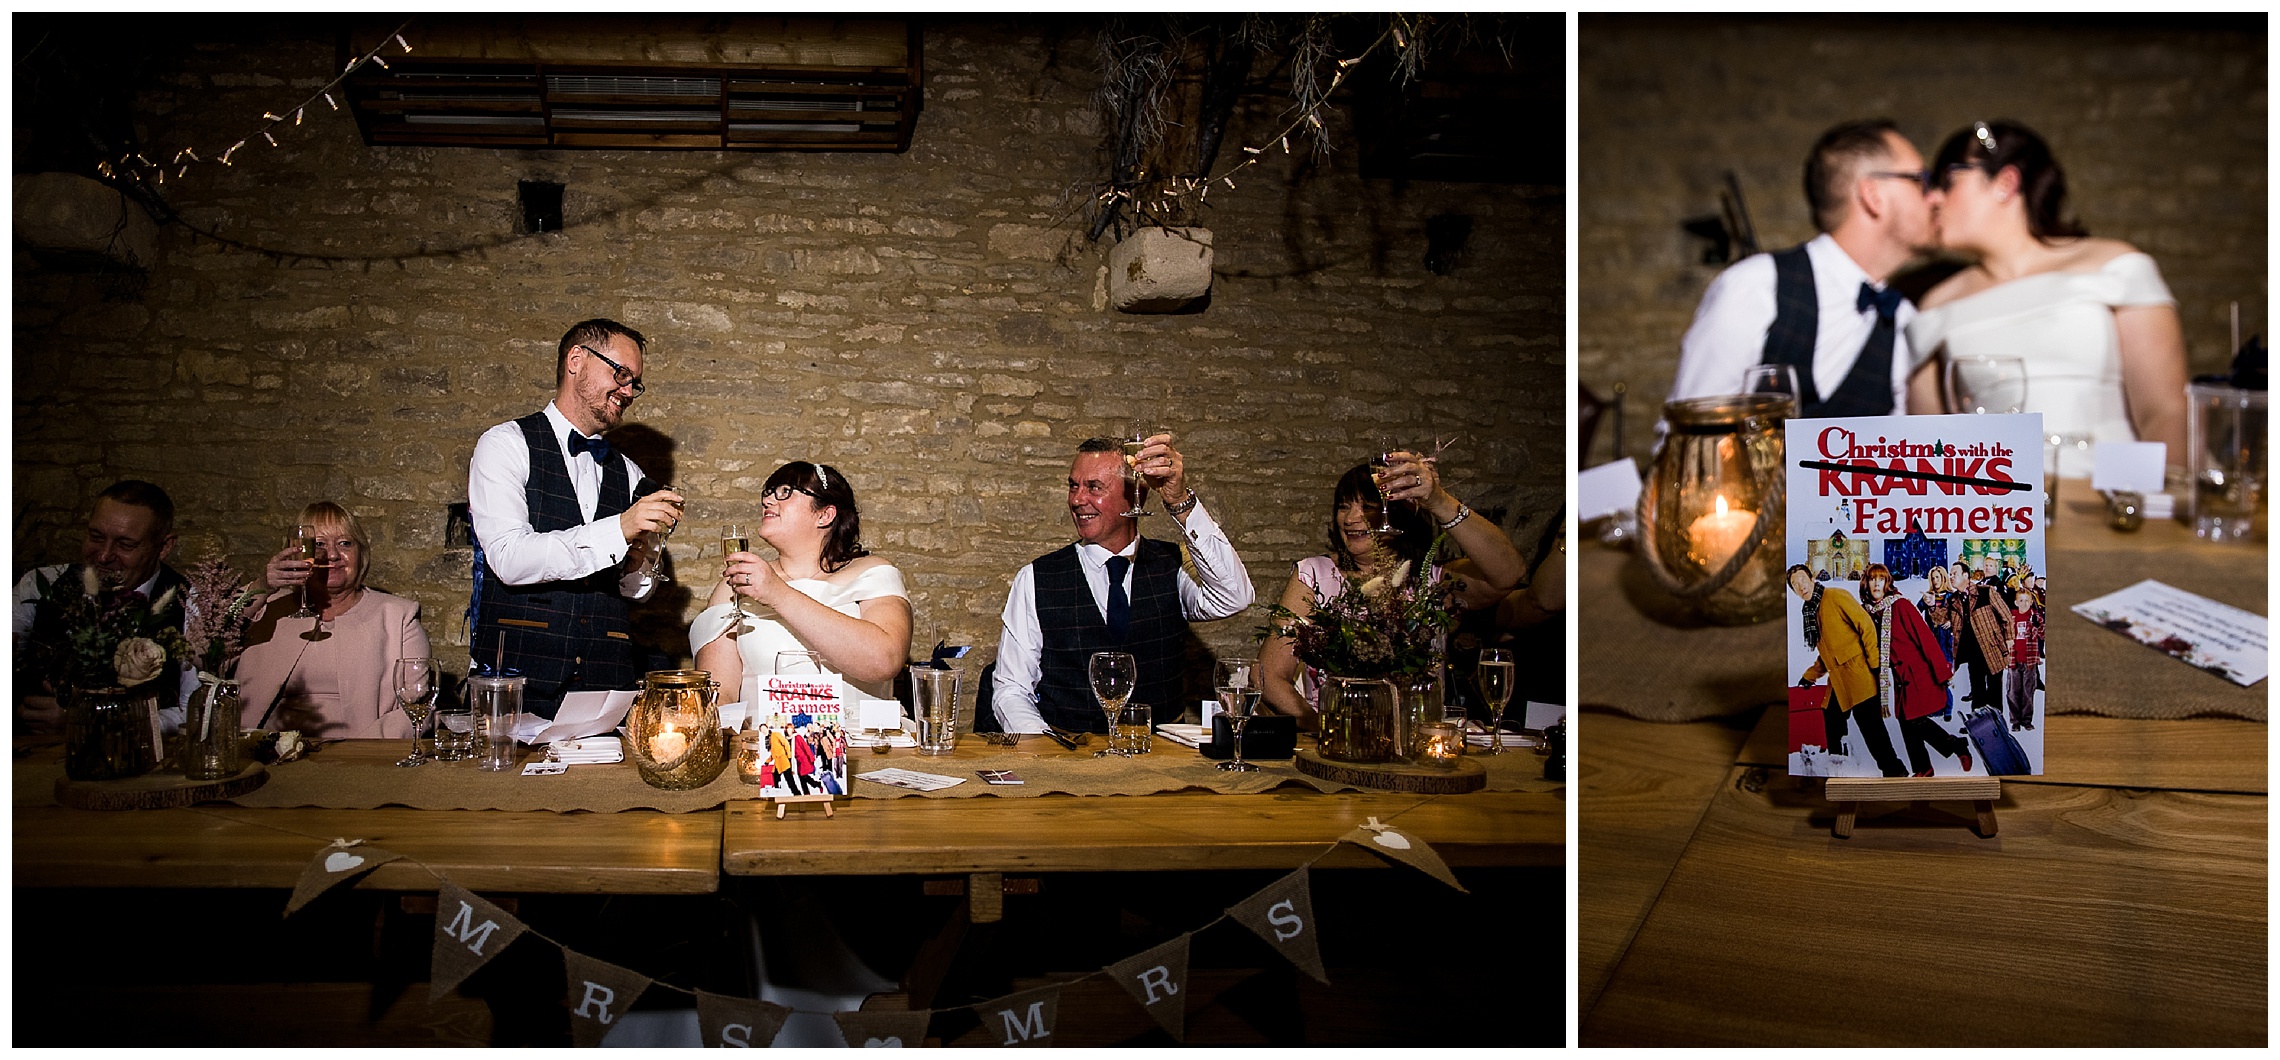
1671,233 -> 1923,413
991,501 -> 1253,733
468,401 -> 655,599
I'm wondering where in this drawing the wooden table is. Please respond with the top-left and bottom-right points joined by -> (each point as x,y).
723,739 -> 1564,878
13,740 -> 724,894
1580,492 -> 2268,1045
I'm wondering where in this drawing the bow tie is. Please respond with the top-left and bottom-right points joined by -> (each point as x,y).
1856,282 -> 1906,321
567,432 -> 614,465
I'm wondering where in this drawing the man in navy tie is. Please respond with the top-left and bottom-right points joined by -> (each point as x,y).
1670,119 -> 1942,417
467,319 -> 683,717
990,436 -> 1254,734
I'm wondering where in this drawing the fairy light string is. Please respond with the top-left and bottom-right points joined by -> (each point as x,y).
107,18 -> 414,193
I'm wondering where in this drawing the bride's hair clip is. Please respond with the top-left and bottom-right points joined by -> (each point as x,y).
1973,121 -> 1999,156
811,462 -> 830,491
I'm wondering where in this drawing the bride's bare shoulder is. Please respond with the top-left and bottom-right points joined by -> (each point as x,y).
2051,236 -> 2143,272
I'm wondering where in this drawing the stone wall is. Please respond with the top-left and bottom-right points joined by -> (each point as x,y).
1579,14 -> 2266,466
13,17 -> 1564,687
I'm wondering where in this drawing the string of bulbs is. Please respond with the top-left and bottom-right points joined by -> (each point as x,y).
1097,19 -> 1412,231
97,19 -> 415,193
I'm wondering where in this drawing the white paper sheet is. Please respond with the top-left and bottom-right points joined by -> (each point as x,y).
857,767 -> 966,791
508,690 -> 637,745
2072,579 -> 2268,686
1578,458 -> 1642,520
2090,441 -> 2168,493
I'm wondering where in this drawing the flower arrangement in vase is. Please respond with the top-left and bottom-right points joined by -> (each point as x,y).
181,557 -> 266,779
20,565 -> 190,779
1263,534 -> 1457,761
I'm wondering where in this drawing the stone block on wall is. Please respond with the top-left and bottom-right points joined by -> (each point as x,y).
1107,227 -> 1213,313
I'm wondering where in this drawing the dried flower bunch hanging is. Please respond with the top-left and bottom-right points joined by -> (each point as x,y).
183,555 -> 265,677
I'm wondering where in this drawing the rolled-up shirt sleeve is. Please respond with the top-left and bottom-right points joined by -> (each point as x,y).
990,564 -> 1048,733
468,422 -> 633,587
1171,500 -> 1254,620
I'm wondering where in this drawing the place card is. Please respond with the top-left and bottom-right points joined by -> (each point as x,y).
1520,701 -> 1563,730
2090,441 -> 2167,494
1578,457 -> 1642,520
2072,579 -> 2267,687
858,767 -> 965,791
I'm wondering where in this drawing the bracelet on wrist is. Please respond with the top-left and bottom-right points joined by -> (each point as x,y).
1436,502 -> 1473,531
1163,488 -> 1200,516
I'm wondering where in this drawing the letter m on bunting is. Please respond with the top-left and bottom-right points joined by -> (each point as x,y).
429,879 -> 530,1000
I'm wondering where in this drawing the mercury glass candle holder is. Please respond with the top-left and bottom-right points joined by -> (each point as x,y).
1637,393 -> 1792,624
629,669 -> 725,790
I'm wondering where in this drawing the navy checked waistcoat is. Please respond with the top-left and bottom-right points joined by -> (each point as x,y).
1761,244 -> 1896,418
1031,539 -> 1188,734
472,413 -> 655,718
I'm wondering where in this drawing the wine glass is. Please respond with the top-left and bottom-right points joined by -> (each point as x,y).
288,525 -> 320,618
1089,651 -> 1137,757
1475,648 -> 1516,755
722,523 -> 752,624
1369,447 -> 1429,537
394,656 -> 438,767
1119,425 -> 1160,519
1945,356 -> 2028,415
1216,686 -> 1261,773
1743,364 -> 1800,417
644,484 -> 681,578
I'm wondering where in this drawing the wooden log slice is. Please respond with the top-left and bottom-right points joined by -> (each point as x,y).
54,764 -> 268,811
1294,748 -> 1486,793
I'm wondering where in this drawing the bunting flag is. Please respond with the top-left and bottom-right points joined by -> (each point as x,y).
284,840 -> 403,916
1339,817 -> 1467,892
564,952 -> 653,1047
1105,934 -> 1191,1041
832,1008 -> 935,1048
974,983 -> 1062,1048
430,879 -> 531,1000
1227,867 -> 1330,984
696,991 -> 793,1049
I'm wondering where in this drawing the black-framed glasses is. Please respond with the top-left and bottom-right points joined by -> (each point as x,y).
1928,162 -> 1992,193
763,484 -> 818,503
1865,169 -> 1934,191
575,344 -> 645,396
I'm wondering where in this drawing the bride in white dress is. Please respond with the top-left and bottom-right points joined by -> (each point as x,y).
1905,120 -> 2190,478
691,461 -> 912,702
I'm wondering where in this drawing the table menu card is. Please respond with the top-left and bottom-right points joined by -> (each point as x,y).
1784,413 -> 2047,778
2072,579 -> 2268,687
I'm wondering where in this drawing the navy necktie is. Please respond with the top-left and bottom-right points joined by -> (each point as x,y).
1104,555 -> 1131,639
566,432 -> 614,466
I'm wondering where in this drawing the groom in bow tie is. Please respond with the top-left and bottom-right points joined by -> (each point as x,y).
1671,119 -> 1941,417
467,318 -> 682,717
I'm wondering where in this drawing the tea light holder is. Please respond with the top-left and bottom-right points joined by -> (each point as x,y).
1418,721 -> 1463,770
733,724 -> 763,785
628,669 -> 725,790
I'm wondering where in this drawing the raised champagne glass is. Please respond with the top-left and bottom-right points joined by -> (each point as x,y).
394,656 -> 438,767
1475,648 -> 1516,755
1089,651 -> 1137,758
1368,450 -> 1407,537
289,525 -> 321,618
1119,426 -> 1159,519
722,523 -> 751,626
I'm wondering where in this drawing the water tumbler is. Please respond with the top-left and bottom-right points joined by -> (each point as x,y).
467,673 -> 525,772
909,665 -> 963,756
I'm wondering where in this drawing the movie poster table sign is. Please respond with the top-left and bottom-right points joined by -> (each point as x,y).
1785,413 -> 2046,838
750,674 -> 850,819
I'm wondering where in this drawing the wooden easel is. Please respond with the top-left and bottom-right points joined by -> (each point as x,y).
770,793 -> 836,819
1825,777 -> 2000,839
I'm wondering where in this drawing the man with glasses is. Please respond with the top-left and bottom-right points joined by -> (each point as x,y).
1671,119 -> 1939,417
468,318 -> 683,717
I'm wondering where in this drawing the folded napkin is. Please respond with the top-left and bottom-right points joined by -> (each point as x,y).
547,736 -> 625,764
1153,724 -> 1210,749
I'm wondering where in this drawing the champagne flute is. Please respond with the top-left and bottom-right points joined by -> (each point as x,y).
1120,425 -> 1160,519
1089,651 -> 1137,757
288,525 -> 320,618
722,523 -> 751,625
1743,364 -> 1801,417
1475,648 -> 1516,755
394,656 -> 438,768
1216,686 -> 1261,773
644,485 -> 681,578
1368,449 -> 1416,538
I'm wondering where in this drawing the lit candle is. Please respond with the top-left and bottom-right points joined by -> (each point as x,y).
1687,494 -> 1756,570
649,725 -> 687,764
1420,722 -> 1462,768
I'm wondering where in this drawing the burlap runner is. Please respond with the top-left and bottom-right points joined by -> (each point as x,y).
14,744 -> 1558,812
1580,527 -> 2266,722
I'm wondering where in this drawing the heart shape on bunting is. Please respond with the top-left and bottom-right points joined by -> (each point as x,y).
286,840 -> 404,916
833,1008 -> 933,1049
1339,817 -> 1467,892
